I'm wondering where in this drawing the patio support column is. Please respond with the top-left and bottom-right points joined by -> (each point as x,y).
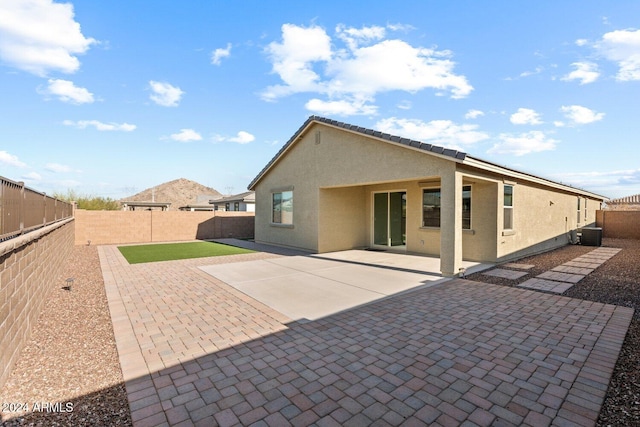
440,169 -> 463,277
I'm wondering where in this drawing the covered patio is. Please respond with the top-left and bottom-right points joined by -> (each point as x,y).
207,239 -> 492,321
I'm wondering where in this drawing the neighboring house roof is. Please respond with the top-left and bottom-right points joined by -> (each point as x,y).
248,116 -> 608,201
178,205 -> 216,211
608,194 -> 640,204
209,191 -> 255,204
121,201 -> 171,209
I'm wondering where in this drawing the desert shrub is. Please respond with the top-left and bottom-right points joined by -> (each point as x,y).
54,189 -> 121,211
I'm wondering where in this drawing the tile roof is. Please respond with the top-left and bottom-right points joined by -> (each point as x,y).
248,116 -> 467,189
210,191 -> 255,204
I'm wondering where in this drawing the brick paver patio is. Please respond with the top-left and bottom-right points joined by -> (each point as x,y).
99,245 -> 633,426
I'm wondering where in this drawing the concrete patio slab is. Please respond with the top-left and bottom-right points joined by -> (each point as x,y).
312,249 -> 490,276
199,256 -> 445,321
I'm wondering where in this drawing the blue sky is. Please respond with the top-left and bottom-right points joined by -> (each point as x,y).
1,1 -> 639,200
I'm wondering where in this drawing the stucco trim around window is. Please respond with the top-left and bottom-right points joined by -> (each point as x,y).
270,185 -> 294,193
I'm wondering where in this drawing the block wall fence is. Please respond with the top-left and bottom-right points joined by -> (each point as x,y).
596,210 -> 640,240
73,210 -> 255,245
0,219 -> 74,389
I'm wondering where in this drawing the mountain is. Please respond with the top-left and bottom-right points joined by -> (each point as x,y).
121,178 -> 223,210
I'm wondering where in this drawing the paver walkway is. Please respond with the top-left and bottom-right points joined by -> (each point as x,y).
518,247 -> 621,294
99,245 -> 633,426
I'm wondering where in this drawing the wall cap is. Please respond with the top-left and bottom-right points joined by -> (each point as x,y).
0,218 -> 74,258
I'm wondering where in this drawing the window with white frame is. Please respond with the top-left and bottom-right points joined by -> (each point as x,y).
272,191 -> 293,224
503,185 -> 513,230
234,202 -> 240,211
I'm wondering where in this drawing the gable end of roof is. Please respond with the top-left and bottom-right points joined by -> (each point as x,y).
248,116 -> 467,190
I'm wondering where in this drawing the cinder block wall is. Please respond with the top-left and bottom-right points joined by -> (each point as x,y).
74,210 -> 254,245
0,219 -> 74,389
597,210 -> 640,240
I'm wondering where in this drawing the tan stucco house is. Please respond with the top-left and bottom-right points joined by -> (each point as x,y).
209,191 -> 256,212
248,116 -> 606,276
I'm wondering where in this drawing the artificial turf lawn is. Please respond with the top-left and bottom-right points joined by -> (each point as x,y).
118,241 -> 255,264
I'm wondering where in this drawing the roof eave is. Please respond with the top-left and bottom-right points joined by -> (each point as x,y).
463,155 -> 609,200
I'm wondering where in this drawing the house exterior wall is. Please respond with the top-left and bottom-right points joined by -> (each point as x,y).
254,123 -> 455,252
495,181 -> 601,261
253,120 -> 605,267
318,187 -> 367,252
212,201 -> 255,212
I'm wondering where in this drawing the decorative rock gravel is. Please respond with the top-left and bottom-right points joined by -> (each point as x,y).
0,246 -> 132,426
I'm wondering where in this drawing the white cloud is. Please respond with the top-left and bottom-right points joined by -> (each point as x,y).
169,129 -> 202,142
465,109 -> 484,119
561,62 -> 600,84
262,24 -> 332,100
510,108 -> 543,125
261,23 -> 472,113
41,79 -> 94,104
575,39 -> 589,47
211,43 -> 231,65
214,131 -> 255,144
45,163 -> 71,173
305,98 -> 378,116
0,150 -> 27,167
375,117 -> 489,148
63,120 -> 136,131
336,24 -> 386,50
595,29 -> 640,81
22,172 -> 42,181
519,66 -> 544,78
560,105 -> 604,125
397,100 -> 412,110
149,81 -> 184,107
229,131 -> 255,144
0,0 -> 96,76
488,131 -> 557,156
552,169 -> 640,192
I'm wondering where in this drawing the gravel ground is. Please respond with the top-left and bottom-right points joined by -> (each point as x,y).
1,239 -> 638,426
0,246 -> 131,427
466,238 -> 640,426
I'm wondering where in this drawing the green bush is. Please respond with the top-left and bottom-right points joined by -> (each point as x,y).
54,189 -> 121,211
